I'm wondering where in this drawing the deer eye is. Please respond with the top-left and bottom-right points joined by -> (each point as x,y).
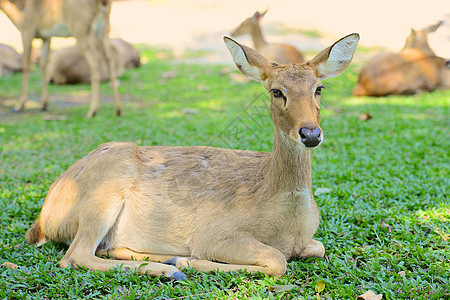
270,89 -> 287,107
270,89 -> 284,98
315,86 -> 325,96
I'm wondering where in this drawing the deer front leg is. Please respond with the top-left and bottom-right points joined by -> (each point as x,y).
169,234 -> 287,276
96,248 -> 181,263
299,239 -> 325,258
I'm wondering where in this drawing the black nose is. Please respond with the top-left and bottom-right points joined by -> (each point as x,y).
300,127 -> 322,148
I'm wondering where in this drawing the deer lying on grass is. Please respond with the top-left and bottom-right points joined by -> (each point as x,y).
353,21 -> 449,96
0,43 -> 23,76
0,0 -> 121,117
25,33 -> 359,279
48,38 -> 140,85
231,10 -> 305,64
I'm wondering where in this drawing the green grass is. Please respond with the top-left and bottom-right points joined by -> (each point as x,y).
0,47 -> 449,299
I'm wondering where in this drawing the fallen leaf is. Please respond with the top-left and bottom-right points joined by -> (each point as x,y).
398,271 -> 406,276
356,290 -> 383,300
1,262 -> 18,269
314,187 -> 332,196
380,221 -> 392,233
358,112 -> 372,121
315,280 -> 325,293
268,284 -> 298,293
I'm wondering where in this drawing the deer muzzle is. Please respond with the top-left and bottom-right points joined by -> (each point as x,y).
299,127 -> 322,148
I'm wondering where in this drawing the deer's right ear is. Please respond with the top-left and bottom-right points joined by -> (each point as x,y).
224,36 -> 269,82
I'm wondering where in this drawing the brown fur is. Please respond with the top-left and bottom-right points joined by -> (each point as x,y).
353,21 -> 449,96
0,43 -> 23,76
26,34 -> 359,279
230,10 -> 305,64
0,0 -> 121,117
48,38 -> 140,85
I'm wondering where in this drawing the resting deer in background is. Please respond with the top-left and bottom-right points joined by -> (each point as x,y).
230,9 -> 305,64
0,0 -> 121,117
25,33 -> 359,279
353,21 -> 449,96
48,38 -> 140,85
0,43 -> 23,76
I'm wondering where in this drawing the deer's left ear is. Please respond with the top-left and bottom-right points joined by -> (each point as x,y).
308,33 -> 360,79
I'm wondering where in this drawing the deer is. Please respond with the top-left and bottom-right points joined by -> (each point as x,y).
25,33 -> 360,280
230,9 -> 305,64
48,38 -> 140,85
0,0 -> 121,117
353,21 -> 449,96
0,43 -> 23,76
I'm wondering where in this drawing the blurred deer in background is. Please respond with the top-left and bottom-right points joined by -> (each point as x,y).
0,0 -> 121,117
230,9 -> 305,64
48,38 -> 140,85
0,43 -> 22,76
25,33 -> 359,279
353,21 -> 449,96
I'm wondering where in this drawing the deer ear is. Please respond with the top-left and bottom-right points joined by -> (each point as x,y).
424,20 -> 443,34
224,36 -> 270,82
308,33 -> 360,79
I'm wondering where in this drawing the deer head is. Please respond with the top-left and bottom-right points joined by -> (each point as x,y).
224,33 -> 359,149
403,21 -> 443,56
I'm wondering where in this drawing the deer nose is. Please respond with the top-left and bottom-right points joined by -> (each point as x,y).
299,127 -> 322,148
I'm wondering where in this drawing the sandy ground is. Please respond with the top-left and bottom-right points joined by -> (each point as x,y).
0,0 -> 449,64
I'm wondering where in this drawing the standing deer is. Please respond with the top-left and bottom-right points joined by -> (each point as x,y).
0,0 -> 121,117
0,43 -> 23,76
48,38 -> 140,85
230,10 -> 305,64
353,21 -> 449,96
25,34 -> 360,279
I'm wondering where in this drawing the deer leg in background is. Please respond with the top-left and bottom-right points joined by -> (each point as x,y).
39,38 -> 51,111
14,31 -> 33,112
98,35 -> 122,116
77,36 -> 101,118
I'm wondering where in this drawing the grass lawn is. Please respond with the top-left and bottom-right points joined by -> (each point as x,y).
0,47 -> 449,299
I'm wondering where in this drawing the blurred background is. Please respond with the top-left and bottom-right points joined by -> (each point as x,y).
1,0 -> 448,64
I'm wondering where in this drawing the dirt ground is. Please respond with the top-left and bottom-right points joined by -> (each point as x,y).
0,0 -> 448,64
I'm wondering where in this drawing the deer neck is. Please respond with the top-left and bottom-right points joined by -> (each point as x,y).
250,22 -> 268,51
0,0 -> 24,28
261,128 -> 312,197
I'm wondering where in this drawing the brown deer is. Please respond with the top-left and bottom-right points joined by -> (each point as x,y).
48,38 -> 140,85
25,34 -> 359,279
230,9 -> 305,64
0,43 -> 23,76
353,21 -> 449,96
0,0 -> 121,117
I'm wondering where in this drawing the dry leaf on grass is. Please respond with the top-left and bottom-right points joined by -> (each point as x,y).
1,262 -> 18,269
356,290 -> 382,300
358,112 -> 372,121
268,284 -> 299,293
315,280 -> 325,293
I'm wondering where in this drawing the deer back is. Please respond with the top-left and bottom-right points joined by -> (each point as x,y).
353,21 -> 448,96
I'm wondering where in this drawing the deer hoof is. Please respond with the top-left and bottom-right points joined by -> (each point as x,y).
168,270 -> 187,281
